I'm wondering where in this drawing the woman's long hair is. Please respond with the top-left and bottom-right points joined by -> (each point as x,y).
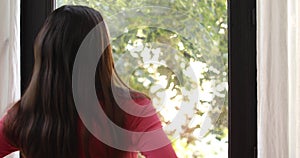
3,5 -> 140,158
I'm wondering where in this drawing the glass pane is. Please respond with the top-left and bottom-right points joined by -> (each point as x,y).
56,1 -> 228,157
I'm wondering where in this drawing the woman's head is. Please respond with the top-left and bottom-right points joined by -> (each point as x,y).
4,5 -> 125,158
29,5 -> 114,101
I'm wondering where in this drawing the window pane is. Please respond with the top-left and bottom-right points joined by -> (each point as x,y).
56,1 -> 228,157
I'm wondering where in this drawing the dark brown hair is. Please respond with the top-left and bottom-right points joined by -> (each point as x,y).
3,5 -> 140,158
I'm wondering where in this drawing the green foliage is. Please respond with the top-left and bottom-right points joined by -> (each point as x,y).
57,0 -> 228,157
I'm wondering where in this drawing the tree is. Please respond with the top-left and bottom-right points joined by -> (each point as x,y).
57,0 -> 228,157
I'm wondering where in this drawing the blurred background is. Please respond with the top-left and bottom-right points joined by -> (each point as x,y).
56,0 -> 228,157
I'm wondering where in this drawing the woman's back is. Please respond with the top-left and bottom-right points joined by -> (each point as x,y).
0,5 -> 177,158
0,96 -> 177,157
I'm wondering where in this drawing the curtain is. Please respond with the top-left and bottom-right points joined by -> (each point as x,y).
257,0 -> 300,157
287,0 -> 300,157
0,0 -> 20,158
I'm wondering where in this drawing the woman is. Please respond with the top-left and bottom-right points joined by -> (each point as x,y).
0,5 -> 177,158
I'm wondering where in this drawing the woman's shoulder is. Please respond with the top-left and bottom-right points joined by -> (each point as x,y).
123,91 -> 161,132
129,91 -> 151,106
0,114 -> 18,157
114,87 -> 152,106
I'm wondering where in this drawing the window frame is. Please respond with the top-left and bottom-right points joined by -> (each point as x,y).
20,0 -> 257,157
21,0 -> 54,94
228,0 -> 257,158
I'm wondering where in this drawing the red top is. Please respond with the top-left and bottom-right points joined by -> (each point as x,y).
0,98 -> 177,158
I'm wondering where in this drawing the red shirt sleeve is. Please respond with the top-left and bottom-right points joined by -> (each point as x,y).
125,97 -> 178,158
0,115 -> 18,157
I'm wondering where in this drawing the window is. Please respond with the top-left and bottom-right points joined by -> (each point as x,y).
20,0 -> 257,157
